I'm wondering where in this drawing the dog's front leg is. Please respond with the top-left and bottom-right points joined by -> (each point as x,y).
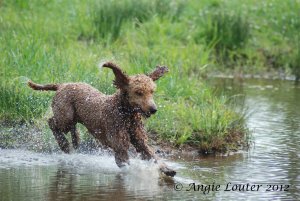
129,126 -> 156,161
130,125 -> 176,177
114,148 -> 130,168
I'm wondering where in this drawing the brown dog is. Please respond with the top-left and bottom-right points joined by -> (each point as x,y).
28,62 -> 175,177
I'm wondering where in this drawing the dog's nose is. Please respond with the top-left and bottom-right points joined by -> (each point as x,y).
149,106 -> 157,114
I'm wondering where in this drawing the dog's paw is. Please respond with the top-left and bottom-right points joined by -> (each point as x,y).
159,164 -> 176,177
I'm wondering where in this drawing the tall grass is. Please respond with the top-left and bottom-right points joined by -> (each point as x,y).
0,83 -> 50,121
287,42 -> 300,83
88,0 -> 183,42
147,86 -> 247,152
196,11 -> 250,64
92,0 -> 151,42
2,0 -> 283,153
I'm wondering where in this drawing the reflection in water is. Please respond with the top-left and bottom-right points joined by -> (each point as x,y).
0,151 -> 180,201
47,167 -> 128,201
47,165 -> 177,201
0,78 -> 300,200
210,78 -> 300,200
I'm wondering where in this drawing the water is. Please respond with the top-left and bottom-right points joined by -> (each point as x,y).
1,78 -> 300,201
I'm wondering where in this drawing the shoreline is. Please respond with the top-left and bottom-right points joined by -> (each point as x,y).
0,121 -> 249,159
148,131 -> 249,160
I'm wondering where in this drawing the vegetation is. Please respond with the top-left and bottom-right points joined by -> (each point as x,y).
196,11 -> 250,64
2,0 -> 298,153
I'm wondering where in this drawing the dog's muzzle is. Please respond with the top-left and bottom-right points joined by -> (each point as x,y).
144,105 -> 157,117
149,107 -> 157,114
135,105 -> 157,118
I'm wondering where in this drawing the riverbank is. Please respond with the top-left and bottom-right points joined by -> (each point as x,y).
0,105 -> 249,156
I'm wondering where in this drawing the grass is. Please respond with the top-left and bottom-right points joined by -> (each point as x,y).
92,0 -> 153,42
7,0 -> 300,153
80,0 -> 183,43
192,0 -> 299,76
196,11 -> 250,64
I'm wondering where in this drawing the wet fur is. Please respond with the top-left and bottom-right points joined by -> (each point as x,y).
28,62 -> 175,177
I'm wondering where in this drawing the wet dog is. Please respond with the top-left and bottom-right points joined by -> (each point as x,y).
28,62 -> 175,177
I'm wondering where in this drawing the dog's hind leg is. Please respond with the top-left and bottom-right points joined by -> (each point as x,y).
49,96 -> 77,153
70,126 -> 80,149
48,117 -> 70,153
113,131 -> 130,167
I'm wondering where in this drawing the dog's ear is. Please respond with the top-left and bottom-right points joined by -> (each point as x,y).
102,62 -> 129,89
148,66 -> 169,81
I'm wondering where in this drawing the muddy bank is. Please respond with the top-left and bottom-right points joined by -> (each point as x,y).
148,131 -> 249,160
0,121 -> 248,160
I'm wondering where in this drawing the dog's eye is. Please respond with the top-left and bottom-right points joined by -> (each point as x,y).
135,91 -> 143,96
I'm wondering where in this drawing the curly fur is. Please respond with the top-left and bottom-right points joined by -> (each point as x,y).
28,62 -> 175,177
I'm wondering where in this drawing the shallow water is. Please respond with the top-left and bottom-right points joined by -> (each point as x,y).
1,78 -> 300,200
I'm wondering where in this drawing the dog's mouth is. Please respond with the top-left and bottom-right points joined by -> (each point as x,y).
142,112 -> 152,118
133,107 -> 152,118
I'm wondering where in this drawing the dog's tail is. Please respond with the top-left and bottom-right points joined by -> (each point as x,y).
28,80 -> 58,91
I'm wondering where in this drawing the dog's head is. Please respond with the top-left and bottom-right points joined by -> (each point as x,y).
102,62 -> 168,118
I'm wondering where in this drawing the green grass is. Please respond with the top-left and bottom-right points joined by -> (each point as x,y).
92,0 -> 153,42
287,42 -> 300,82
8,0 -> 300,153
80,0 -> 184,43
0,83 -> 51,121
197,11 -> 250,64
